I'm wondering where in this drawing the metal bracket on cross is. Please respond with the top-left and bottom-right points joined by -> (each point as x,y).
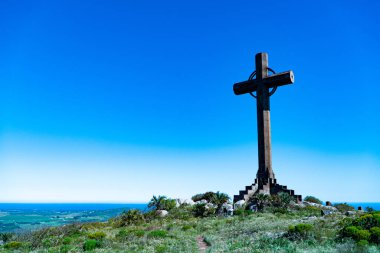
249,68 -> 278,98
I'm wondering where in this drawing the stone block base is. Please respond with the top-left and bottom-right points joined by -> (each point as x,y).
233,178 -> 302,203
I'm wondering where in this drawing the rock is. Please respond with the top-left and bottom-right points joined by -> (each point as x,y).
234,200 -> 245,209
156,210 -> 169,217
177,199 -> 194,206
292,202 -> 305,208
321,210 -> 334,216
205,203 -> 215,209
222,203 -> 234,216
222,203 -> 233,210
303,201 -> 323,208
322,206 -> 338,211
345,211 -> 356,216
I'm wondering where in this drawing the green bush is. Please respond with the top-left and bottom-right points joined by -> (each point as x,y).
147,230 -> 168,238
182,225 -> 193,231
83,239 -> 100,251
303,196 -> 322,204
353,214 -> 380,230
163,198 -> 177,210
116,229 -> 128,239
357,240 -> 369,247
192,203 -> 216,217
370,227 -> 380,243
4,241 -> 22,249
115,209 -> 145,227
343,226 -> 359,238
270,192 -> 294,210
59,245 -> 72,253
334,203 -> 354,213
62,237 -> 72,245
288,223 -> 313,239
355,229 -> 371,241
88,231 -> 106,240
155,244 -> 168,253
192,191 -> 216,203
249,193 -> 270,212
132,229 -> 145,237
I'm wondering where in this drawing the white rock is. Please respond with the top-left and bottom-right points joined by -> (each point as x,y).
322,206 -> 338,211
177,199 -> 194,206
205,203 -> 215,209
223,203 -> 233,210
303,201 -> 323,208
195,199 -> 208,205
234,200 -> 245,209
156,210 -> 169,217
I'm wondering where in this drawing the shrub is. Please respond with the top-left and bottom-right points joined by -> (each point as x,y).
354,229 -> 371,241
334,203 -> 354,213
162,198 -> 177,211
357,240 -> 369,247
116,229 -> 128,239
342,226 -> 359,238
192,191 -> 217,203
83,239 -> 100,251
132,229 -> 145,237
249,193 -> 270,212
88,231 -> 106,240
59,245 -> 72,253
287,223 -> 313,239
62,237 -> 72,245
303,196 -> 322,205
148,230 -> 168,238
182,225 -> 193,231
192,203 -> 216,217
0,233 -> 13,243
191,193 -> 205,202
270,192 -> 293,210
370,227 -> 380,243
353,214 -> 380,230
167,206 -> 192,220
115,209 -> 145,227
4,241 -> 22,249
155,245 -> 168,253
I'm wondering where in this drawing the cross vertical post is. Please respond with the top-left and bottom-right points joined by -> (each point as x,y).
255,53 -> 275,186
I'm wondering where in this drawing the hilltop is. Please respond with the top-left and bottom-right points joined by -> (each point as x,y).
0,193 -> 379,252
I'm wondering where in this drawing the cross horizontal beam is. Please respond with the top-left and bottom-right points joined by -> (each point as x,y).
233,70 -> 294,95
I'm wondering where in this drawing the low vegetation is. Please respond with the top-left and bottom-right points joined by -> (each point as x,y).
0,193 -> 379,252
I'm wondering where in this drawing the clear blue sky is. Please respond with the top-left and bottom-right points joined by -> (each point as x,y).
1,0 -> 379,202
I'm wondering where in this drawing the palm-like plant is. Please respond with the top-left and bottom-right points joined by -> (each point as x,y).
148,195 -> 167,210
251,193 -> 270,212
213,191 -> 230,213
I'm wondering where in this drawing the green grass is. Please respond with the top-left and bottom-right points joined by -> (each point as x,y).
1,206 -> 380,252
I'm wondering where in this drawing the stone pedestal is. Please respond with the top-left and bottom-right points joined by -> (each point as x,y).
233,177 -> 302,203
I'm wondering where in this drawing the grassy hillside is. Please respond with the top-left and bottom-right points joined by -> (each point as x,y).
0,195 -> 379,252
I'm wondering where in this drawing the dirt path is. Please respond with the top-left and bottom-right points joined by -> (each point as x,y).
196,235 -> 208,252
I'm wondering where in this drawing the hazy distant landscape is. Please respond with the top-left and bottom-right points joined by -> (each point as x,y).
0,204 -> 146,233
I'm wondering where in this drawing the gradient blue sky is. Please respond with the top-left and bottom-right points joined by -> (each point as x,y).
1,0 -> 379,202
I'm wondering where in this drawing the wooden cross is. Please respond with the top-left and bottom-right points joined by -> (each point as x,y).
233,52 -> 294,186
